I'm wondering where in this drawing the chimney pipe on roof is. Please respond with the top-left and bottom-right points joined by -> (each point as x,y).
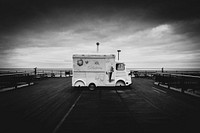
96,42 -> 100,53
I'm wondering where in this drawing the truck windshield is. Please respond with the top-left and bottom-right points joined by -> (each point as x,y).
116,63 -> 125,71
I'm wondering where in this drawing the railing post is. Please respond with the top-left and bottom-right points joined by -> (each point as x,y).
157,74 -> 160,86
60,71 -> 62,77
34,67 -> 37,79
180,77 -> 185,93
168,74 -> 171,89
27,74 -> 31,86
14,75 -> 17,89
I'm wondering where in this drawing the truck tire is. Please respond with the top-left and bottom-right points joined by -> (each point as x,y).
88,83 -> 96,91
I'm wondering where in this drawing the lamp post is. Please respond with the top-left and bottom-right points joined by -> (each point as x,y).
96,42 -> 99,53
117,50 -> 121,60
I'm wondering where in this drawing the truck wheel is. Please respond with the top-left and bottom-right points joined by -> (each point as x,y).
116,81 -> 125,86
88,84 -> 96,91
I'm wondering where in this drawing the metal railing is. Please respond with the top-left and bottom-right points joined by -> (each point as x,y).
154,72 -> 200,93
34,70 -> 72,78
0,73 -> 34,89
0,70 -> 73,89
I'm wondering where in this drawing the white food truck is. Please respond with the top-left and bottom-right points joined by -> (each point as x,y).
72,53 -> 132,90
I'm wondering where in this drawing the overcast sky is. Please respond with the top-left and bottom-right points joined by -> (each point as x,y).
0,0 -> 200,68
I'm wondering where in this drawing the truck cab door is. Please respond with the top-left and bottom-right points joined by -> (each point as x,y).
115,63 -> 127,85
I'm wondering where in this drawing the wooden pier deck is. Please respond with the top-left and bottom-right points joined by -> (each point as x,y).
0,77 -> 200,133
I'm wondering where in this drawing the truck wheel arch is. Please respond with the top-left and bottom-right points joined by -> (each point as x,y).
74,80 -> 86,87
115,80 -> 126,86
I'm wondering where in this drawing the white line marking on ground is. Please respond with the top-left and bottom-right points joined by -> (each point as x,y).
153,89 -> 161,94
53,92 -> 83,133
154,82 -> 200,97
152,87 -> 167,94
0,83 -> 34,93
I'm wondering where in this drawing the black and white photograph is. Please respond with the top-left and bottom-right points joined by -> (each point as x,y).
0,0 -> 200,133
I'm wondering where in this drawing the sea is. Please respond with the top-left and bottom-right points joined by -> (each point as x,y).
1,67 -> 200,76
127,68 -> 200,76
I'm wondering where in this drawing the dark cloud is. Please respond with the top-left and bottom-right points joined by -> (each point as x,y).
0,0 -> 200,68
0,0 -> 200,38
0,0 -> 199,34
1,0 -> 200,29
172,20 -> 200,36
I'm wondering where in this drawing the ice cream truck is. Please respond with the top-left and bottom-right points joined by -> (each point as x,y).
72,53 -> 132,90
